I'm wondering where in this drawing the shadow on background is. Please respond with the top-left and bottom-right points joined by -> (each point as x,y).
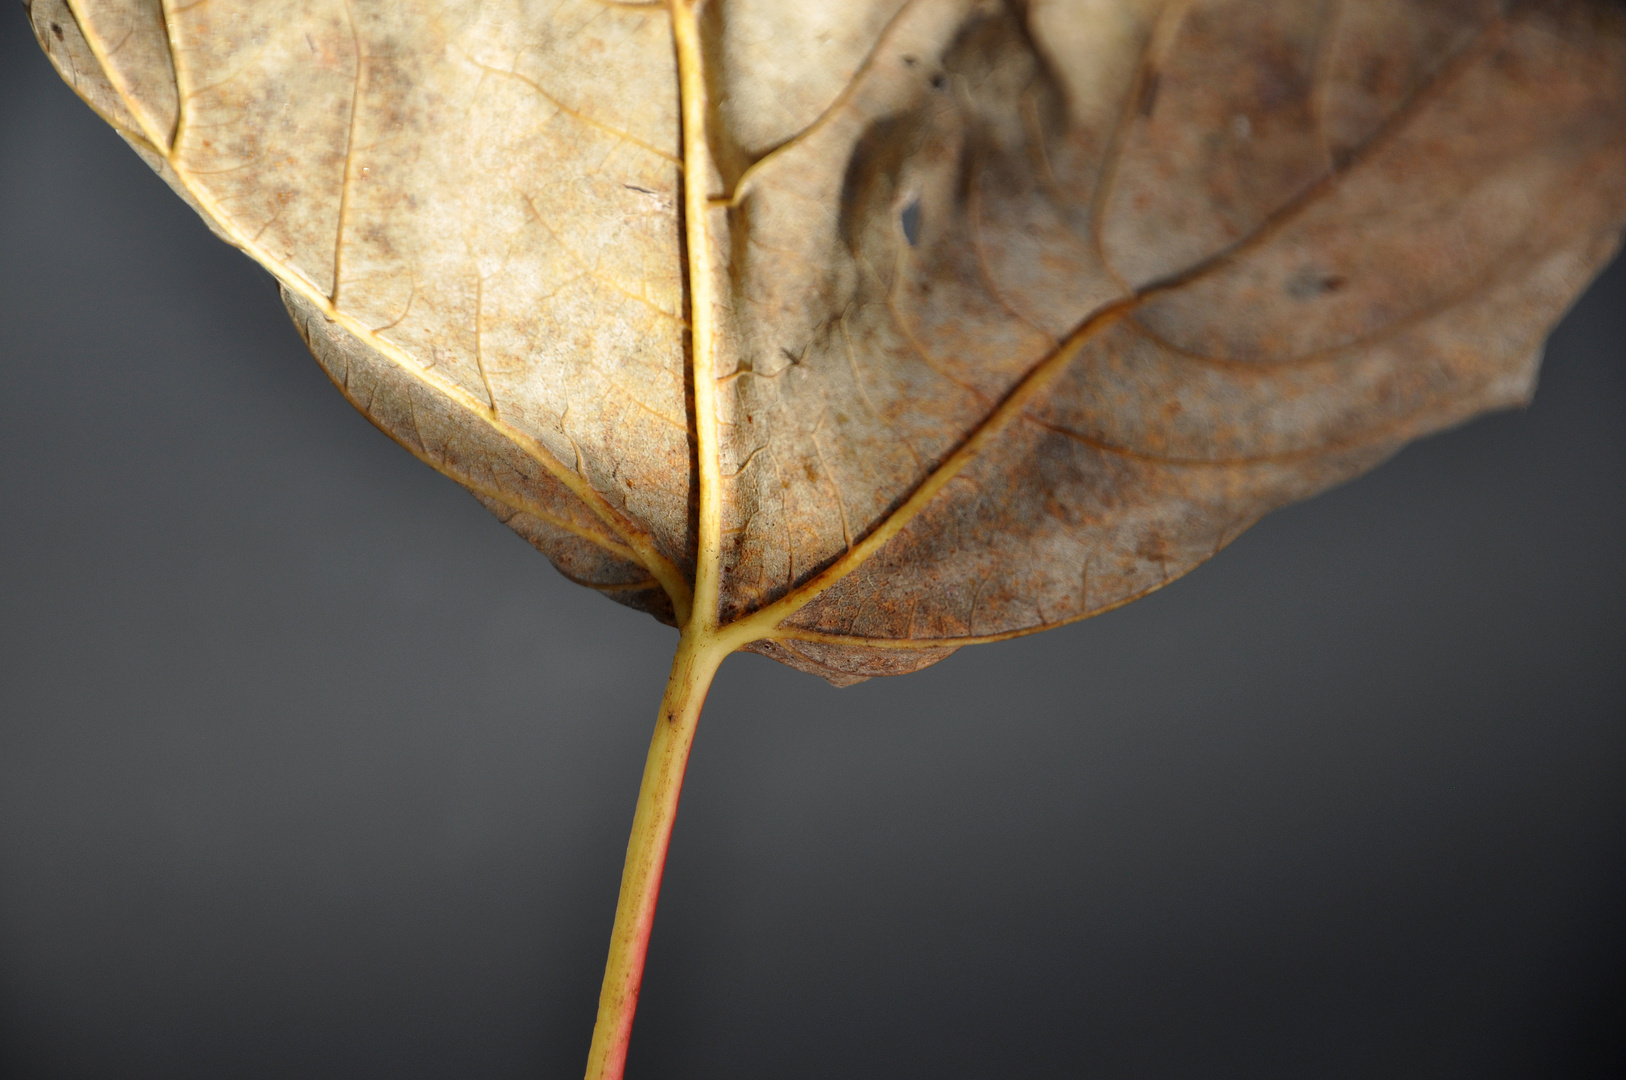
2,17 -> 1623,1080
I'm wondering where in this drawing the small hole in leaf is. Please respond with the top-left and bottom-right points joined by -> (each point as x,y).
900,197 -> 922,247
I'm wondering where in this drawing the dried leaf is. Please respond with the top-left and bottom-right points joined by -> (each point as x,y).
29,2 -> 1626,1074
29,0 -> 1626,684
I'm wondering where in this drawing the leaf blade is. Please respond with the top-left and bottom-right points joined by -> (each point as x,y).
37,0 -> 1626,683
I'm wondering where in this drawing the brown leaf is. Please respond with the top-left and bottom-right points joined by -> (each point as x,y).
30,0 -> 1626,685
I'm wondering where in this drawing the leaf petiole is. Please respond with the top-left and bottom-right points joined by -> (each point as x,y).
583,625 -> 731,1080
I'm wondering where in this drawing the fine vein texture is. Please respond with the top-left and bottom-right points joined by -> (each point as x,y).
29,0 -> 1626,684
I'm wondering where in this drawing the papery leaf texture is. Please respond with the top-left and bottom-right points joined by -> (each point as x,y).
29,0 -> 1626,683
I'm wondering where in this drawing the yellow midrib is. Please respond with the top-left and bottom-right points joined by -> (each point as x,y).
672,0 -> 724,636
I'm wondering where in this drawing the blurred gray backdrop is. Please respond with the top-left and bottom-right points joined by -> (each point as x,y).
2,16 -> 1623,1080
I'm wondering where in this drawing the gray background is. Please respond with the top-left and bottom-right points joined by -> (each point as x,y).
3,16 -> 1623,1079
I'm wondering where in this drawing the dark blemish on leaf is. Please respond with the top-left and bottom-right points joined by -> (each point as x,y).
900,196 -> 922,246
837,112 -> 919,252
1138,71 -> 1161,116
902,54 -> 918,67
50,22 -> 64,40
930,73 -> 947,90
780,347 -> 801,366
624,185 -> 656,195
1286,268 -> 1347,299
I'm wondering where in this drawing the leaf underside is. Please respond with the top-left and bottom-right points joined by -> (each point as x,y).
31,0 -> 1626,684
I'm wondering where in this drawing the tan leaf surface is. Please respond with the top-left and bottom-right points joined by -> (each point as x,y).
31,0 -> 1626,685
